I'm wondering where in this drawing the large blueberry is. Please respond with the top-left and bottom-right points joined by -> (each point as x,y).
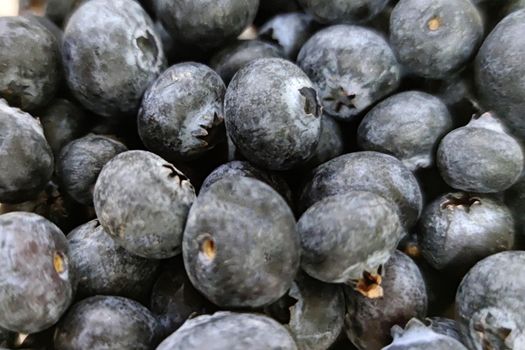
297,0 -> 390,24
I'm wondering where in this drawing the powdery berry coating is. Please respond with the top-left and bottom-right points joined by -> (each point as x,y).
456,251 -> 525,349
297,25 -> 400,121
390,0 -> 483,79
298,192 -> 403,285
297,0 -> 390,24
383,318 -> 468,350
156,312 -> 298,350
0,100 -> 54,204
344,251 -> 428,350
94,150 -> 196,259
475,9 -> 525,139
54,296 -> 160,350
156,0 -> 259,49
0,212 -> 74,333
437,113 -> 524,193
68,219 -> 160,300
57,134 -> 127,206
419,192 -> 515,271
138,63 -> 226,161
62,0 -> 166,117
183,177 -> 299,308
225,58 -> 322,170
358,91 -> 453,171
299,151 -> 423,228
0,16 -> 61,110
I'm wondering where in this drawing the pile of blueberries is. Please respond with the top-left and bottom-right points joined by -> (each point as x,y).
1,0 -> 525,349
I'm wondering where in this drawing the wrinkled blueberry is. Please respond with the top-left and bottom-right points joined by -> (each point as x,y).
297,25 -> 400,121
344,251 -> 428,350
138,63 -> 226,161
358,91 -> 453,171
94,150 -> 195,259
54,296 -> 160,350
0,212 -> 75,333
297,0 -> 390,24
437,112 -> 524,193
62,0 -> 166,117
183,177 -> 299,308
0,100 -> 54,204
225,58 -> 322,170
156,312 -> 298,350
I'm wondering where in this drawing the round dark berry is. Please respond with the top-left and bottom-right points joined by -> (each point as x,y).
297,0 -> 390,24
425,317 -> 464,344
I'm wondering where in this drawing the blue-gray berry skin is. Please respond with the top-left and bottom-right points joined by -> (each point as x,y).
475,10 -> 525,140
68,219 -> 160,300
297,25 -> 400,121
390,0 -> 483,79
0,100 -> 54,204
54,296 -> 160,350
200,160 -> 293,207
299,151 -> 423,228
437,113 -> 524,193
259,13 -> 317,59
0,212 -> 75,334
456,251 -> 525,349
225,58 -> 322,170
0,16 -> 60,111
183,177 -> 299,308
358,91 -> 453,171
94,150 -> 196,259
506,177 -> 525,238
266,273 -> 345,350
138,63 -> 226,161
297,0 -> 390,24
419,192 -> 515,271
62,0 -> 166,117
155,0 -> 259,50
57,134 -> 127,206
298,192 -> 403,285
38,99 -> 88,157
425,317 -> 463,344
210,40 -> 284,85
383,318 -> 467,350
156,312 -> 298,350
305,114 -> 345,169
344,251 -> 428,350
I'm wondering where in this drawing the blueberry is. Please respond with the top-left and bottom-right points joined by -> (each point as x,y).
225,58 -> 322,170
297,25 -> 401,121
383,318 -> 467,350
150,260 -> 211,339
0,100 -> 54,204
265,272 -> 345,350
475,9 -> 525,139
156,312 -> 298,350
259,13 -> 317,59
419,192 -> 515,272
297,0 -> 390,24
358,91 -> 453,171
54,296 -> 160,350
0,212 -> 75,333
138,63 -> 226,161
155,0 -> 259,50
390,0 -> 483,79
298,192 -> 403,294
425,317 -> 464,344
38,99 -> 88,157
68,219 -> 160,300
305,114 -> 345,169
210,40 -> 283,85
62,0 -> 166,117
456,251 -> 525,349
437,112 -> 524,193
183,177 -> 299,308
506,176 -> 525,237
57,134 -> 127,206
94,150 -> 195,259
299,151 -> 423,228
44,0 -> 81,25
200,160 -> 293,207
0,16 -> 61,111
344,251 -> 428,350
